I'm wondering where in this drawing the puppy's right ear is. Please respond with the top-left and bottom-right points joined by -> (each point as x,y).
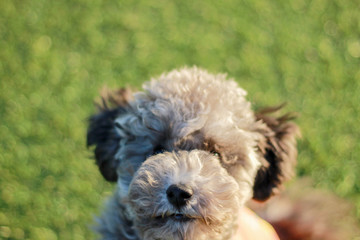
87,88 -> 132,182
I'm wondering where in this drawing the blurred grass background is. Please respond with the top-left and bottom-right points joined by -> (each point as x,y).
0,0 -> 359,239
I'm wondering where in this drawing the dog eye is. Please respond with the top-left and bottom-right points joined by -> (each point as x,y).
210,151 -> 221,158
153,145 -> 164,155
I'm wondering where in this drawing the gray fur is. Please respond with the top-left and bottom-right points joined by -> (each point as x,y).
87,67 -> 299,239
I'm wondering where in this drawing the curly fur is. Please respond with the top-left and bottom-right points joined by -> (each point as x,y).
87,67 -> 299,239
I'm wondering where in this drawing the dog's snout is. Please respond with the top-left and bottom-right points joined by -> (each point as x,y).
166,184 -> 193,208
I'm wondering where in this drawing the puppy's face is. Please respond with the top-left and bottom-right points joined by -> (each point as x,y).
128,151 -> 240,240
87,68 -> 299,239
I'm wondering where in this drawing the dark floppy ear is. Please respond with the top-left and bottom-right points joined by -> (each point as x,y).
253,104 -> 300,201
87,88 -> 132,182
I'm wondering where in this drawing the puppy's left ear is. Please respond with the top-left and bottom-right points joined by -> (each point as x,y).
87,88 -> 132,182
253,105 -> 300,201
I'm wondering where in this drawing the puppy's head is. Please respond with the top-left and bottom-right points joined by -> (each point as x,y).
87,68 -> 299,239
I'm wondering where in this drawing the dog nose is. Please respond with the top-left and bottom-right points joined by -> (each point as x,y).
166,184 -> 193,208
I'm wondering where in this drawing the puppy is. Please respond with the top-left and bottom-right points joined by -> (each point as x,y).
87,67 -> 299,240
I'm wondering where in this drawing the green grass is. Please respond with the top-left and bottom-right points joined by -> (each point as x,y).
1,0 -> 359,239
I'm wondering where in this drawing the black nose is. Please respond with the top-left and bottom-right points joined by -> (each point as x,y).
166,184 -> 193,209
